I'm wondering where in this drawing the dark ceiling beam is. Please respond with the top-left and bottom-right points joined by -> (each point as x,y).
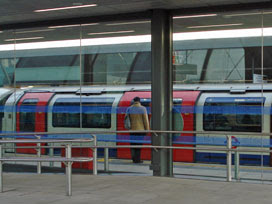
0,11 -> 152,30
1,1 -> 272,30
171,1 -> 272,16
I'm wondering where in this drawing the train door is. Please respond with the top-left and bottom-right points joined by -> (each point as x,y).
117,91 -> 200,162
16,92 -> 54,154
117,91 -> 151,160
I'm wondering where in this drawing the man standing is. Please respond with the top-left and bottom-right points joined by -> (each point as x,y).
128,97 -> 150,163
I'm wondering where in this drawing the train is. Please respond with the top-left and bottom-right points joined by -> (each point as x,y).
0,83 -> 270,167
0,26 -> 271,168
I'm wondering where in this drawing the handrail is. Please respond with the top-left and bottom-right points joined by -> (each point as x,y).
0,136 -> 97,196
0,139 -> 94,143
0,130 -> 271,137
0,130 -> 270,184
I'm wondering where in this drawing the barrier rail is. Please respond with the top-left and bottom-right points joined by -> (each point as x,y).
0,130 -> 271,191
86,130 -> 270,182
0,136 -> 96,196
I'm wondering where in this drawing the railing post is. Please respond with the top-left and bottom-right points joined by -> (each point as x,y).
92,135 -> 97,175
104,147 -> 109,172
226,135 -> 232,182
234,149 -> 240,180
0,144 -> 2,193
36,136 -> 41,174
66,144 -> 72,196
49,143 -> 54,167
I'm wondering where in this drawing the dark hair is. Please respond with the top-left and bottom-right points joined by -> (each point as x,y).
133,97 -> 140,102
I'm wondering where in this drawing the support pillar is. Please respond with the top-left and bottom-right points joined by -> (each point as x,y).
151,9 -> 173,177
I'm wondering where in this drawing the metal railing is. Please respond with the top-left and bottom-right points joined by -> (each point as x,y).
88,130 -> 271,182
1,130 -> 271,185
0,133 -> 97,196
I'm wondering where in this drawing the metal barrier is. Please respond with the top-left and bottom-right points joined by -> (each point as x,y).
0,136 -> 97,196
87,130 -> 271,182
0,130 -> 271,191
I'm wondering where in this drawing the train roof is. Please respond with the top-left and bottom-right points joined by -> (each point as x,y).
25,84 -> 151,94
19,83 -> 272,95
174,84 -> 272,93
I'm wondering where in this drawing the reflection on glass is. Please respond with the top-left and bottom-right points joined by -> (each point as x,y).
173,12 -> 265,84
81,20 -> 151,85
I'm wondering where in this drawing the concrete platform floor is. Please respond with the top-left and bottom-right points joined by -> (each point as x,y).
1,173 -> 272,204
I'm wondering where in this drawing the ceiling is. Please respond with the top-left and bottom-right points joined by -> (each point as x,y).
0,0 -> 271,26
0,0 -> 272,44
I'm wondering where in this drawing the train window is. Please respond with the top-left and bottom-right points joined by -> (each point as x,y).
52,98 -> 114,128
203,97 -> 264,132
19,99 -> 38,132
129,98 -> 182,114
128,98 -> 183,132
128,98 -> 151,114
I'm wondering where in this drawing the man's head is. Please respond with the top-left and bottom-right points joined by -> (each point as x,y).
133,97 -> 140,102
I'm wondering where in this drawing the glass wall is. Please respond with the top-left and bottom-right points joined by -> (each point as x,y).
1,8 -> 271,181
0,21 -> 151,87
0,20 -> 151,165
81,21 -> 151,85
173,12 -> 265,84
173,10 -> 271,182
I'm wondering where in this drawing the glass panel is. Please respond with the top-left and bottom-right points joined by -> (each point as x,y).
173,11 -> 264,181
0,30 -> 16,87
13,26 -> 81,86
260,12 -> 272,183
173,12 -> 264,84
81,20 -> 151,85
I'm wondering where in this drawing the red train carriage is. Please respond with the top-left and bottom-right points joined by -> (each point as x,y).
117,91 -> 200,162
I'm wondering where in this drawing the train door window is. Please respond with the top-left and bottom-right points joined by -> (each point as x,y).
53,98 -> 114,128
129,98 -> 151,113
0,94 -> 12,131
203,97 -> 263,132
19,99 -> 38,132
140,98 -> 151,110
173,99 -> 183,132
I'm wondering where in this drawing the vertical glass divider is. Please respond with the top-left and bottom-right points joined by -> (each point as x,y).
261,12 -> 264,183
80,25 -> 83,131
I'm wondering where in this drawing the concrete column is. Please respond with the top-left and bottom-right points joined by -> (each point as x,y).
151,9 -> 173,177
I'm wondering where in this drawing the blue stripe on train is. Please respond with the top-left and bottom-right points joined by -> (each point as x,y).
196,152 -> 270,166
